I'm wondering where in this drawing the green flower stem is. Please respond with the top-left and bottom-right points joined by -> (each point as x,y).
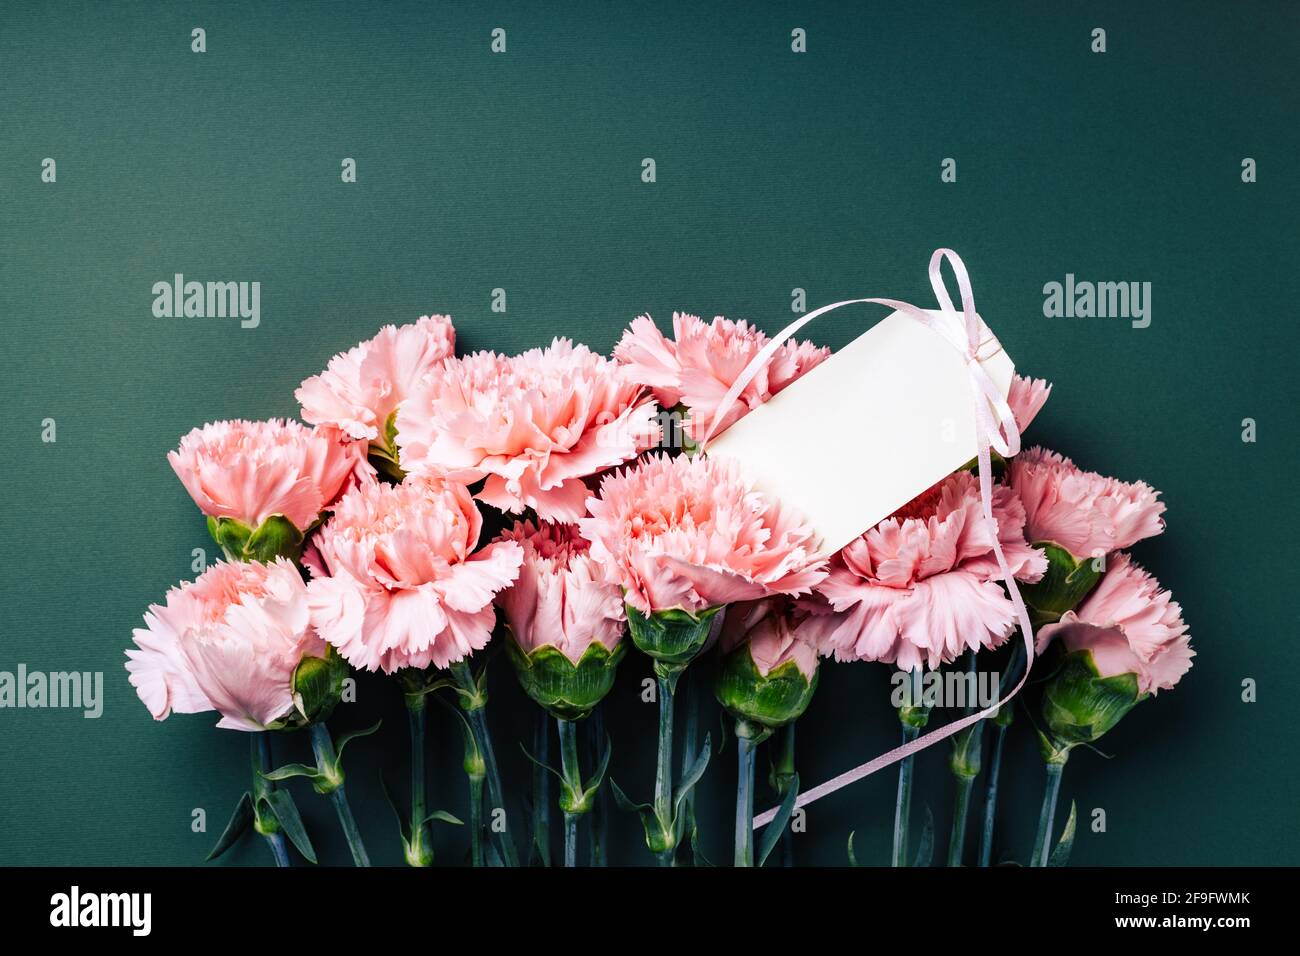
947,775 -> 975,866
450,660 -> 518,867
771,723 -> 797,866
678,669 -> 699,864
308,724 -> 370,867
978,641 -> 1025,867
557,717 -> 583,868
1032,760 -> 1066,867
653,670 -> 676,866
977,721 -> 1008,868
587,707 -> 608,866
531,710 -> 552,866
891,724 -> 921,867
404,691 -> 432,867
253,733 -> 290,867
734,726 -> 758,867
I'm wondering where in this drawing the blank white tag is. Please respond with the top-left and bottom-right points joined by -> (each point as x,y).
706,308 -> 1015,556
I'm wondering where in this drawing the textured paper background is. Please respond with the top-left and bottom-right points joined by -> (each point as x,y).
1,0 -> 1296,866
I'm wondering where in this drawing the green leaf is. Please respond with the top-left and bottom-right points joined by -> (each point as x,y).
608,778 -> 652,815
846,831 -> 860,867
260,790 -> 317,864
672,734 -> 712,821
379,773 -> 410,844
1048,801 -> 1078,867
423,810 -> 464,827
580,734 -> 613,805
756,771 -> 800,867
912,804 -> 935,867
334,719 -> 382,760
206,792 -> 254,861
261,762 -> 322,784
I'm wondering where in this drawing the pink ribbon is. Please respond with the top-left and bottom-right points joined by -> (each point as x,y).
697,248 -> 1036,831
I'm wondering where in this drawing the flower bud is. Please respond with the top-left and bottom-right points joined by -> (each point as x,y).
1018,542 -> 1103,624
1041,648 -> 1144,750
507,638 -> 626,721
715,641 -> 819,731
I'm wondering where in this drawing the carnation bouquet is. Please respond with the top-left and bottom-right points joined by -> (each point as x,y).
127,252 -> 1191,868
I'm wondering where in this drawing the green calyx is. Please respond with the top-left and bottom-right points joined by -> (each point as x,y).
207,514 -> 306,564
1019,542 -> 1104,624
1042,648 -> 1146,750
290,645 -> 351,726
368,411 -> 406,482
507,638 -> 626,721
715,645 -> 818,732
625,603 -> 721,690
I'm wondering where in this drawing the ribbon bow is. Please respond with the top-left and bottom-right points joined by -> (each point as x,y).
698,249 -> 1036,830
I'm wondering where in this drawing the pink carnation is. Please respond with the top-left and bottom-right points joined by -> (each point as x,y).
808,471 -> 1047,671
296,314 -> 456,445
494,520 -> 625,663
125,558 -> 325,731
168,419 -> 368,531
614,312 -> 829,441
1007,374 -> 1052,432
395,339 -> 660,522
306,476 -> 523,673
1008,446 -> 1166,558
1036,553 -> 1192,694
577,453 -> 827,616
720,598 -> 819,680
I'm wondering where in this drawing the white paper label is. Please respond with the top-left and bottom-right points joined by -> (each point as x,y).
706,308 -> 1015,556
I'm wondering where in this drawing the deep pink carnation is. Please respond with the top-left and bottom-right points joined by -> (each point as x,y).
296,314 -> 456,445
126,558 -> 325,731
306,476 -> 523,673
577,453 -> 827,615
494,520 -> 624,663
1036,553 -> 1192,694
168,419 -> 368,531
1008,446 -> 1166,558
807,471 -> 1047,671
613,312 -> 829,441
396,339 -> 660,522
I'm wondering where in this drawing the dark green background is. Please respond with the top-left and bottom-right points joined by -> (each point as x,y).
2,0 -> 1296,866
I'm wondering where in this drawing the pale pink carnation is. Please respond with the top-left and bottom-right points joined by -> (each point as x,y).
614,312 -> 830,441
1008,446 -> 1166,558
494,520 -> 624,663
807,471 -> 1047,671
296,314 -> 456,444
720,598 -> 819,679
396,339 -> 660,521
125,558 -> 325,731
168,419 -> 368,531
1036,553 -> 1192,694
1007,374 -> 1052,432
306,476 -> 523,673
577,453 -> 827,616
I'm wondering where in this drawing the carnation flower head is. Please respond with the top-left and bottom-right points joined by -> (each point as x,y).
296,314 -> 456,447
807,470 -> 1047,671
1008,446 -> 1166,559
719,597 -> 819,681
577,452 -> 827,616
614,312 -> 829,441
306,475 -> 522,673
1036,553 -> 1192,695
396,338 -> 660,522
125,558 -> 325,731
494,520 -> 624,664
1007,374 -> 1052,432
168,419 -> 367,532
